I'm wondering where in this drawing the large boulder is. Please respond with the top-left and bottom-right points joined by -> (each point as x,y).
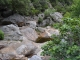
16,43 -> 37,56
1,14 -> 26,27
0,24 -> 23,41
20,27 -> 38,42
50,12 -> 63,22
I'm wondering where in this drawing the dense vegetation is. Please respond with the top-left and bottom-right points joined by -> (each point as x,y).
0,0 -> 49,16
41,0 -> 80,60
41,17 -> 80,60
0,0 -> 73,16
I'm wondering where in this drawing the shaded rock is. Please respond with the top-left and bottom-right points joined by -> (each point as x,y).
0,45 -> 6,50
1,14 -> 26,27
1,10 -> 12,18
36,37 -> 52,43
0,24 -> 23,41
29,55 -> 42,60
50,12 -> 63,22
21,27 -> 38,42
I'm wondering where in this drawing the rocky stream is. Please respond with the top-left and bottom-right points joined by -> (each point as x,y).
0,12 -> 62,60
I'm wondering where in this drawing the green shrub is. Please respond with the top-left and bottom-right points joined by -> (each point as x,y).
30,8 -> 40,15
0,0 -> 33,16
0,0 -> 12,8
0,0 -> 49,16
38,17 -> 43,24
44,8 -> 56,17
32,0 -> 49,13
64,12 -> 71,17
11,0 -> 33,15
71,0 -> 80,17
39,0 -> 49,11
49,0 -> 73,14
41,17 -> 80,60
0,30 -> 4,40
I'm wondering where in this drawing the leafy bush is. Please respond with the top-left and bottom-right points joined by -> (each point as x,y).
32,0 -> 49,13
0,30 -> 4,40
30,8 -> 40,15
0,0 -> 33,15
39,0 -> 49,11
64,12 -> 71,17
44,8 -> 56,17
71,0 -> 80,17
49,0 -> 73,14
0,0 -> 12,8
11,0 -> 33,15
0,0 -> 49,16
41,17 -> 80,60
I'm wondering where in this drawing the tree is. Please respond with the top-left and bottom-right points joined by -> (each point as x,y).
72,0 -> 80,17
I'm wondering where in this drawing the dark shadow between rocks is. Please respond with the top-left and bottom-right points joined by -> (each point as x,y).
1,21 -> 13,26
36,37 -> 52,43
0,45 -> 6,50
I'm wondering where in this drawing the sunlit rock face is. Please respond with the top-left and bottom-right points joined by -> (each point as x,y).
20,27 -> 38,42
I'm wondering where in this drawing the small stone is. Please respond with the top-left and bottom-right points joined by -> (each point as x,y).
29,55 -> 42,60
